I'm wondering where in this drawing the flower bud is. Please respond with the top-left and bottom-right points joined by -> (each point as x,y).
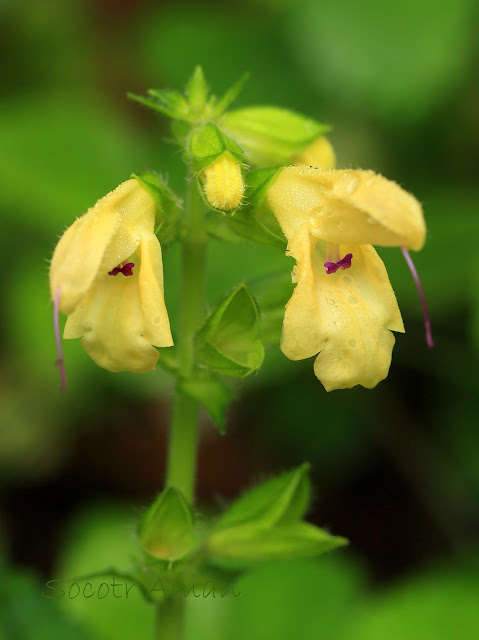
199,151 -> 244,212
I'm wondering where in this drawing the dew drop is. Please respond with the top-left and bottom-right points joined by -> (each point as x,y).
348,338 -> 357,348
153,316 -> 161,325
348,295 -> 359,305
345,177 -> 359,194
341,274 -> 353,284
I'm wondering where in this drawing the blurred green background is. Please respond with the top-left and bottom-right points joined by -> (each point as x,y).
1,0 -> 479,638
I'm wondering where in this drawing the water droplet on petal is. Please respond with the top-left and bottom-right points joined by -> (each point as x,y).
153,316 -> 161,325
348,295 -> 359,305
345,177 -> 359,194
348,338 -> 357,348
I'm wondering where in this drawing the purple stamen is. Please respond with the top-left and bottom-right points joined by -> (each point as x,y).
54,286 -> 67,391
108,262 -> 135,277
324,253 -> 353,275
121,262 -> 135,276
400,247 -> 434,348
108,266 -> 122,276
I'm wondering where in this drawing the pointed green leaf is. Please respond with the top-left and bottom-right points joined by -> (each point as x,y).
209,522 -> 347,569
196,284 -> 264,378
180,374 -> 234,433
216,464 -> 311,531
139,488 -> 195,561
221,106 -> 330,166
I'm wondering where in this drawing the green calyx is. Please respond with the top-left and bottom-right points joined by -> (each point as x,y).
220,105 -> 330,166
188,122 -> 244,172
207,464 -> 347,568
139,487 -> 196,561
131,171 -> 182,243
195,284 -> 264,379
128,66 -> 249,126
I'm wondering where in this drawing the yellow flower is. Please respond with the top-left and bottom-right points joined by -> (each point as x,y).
266,166 -> 426,391
50,179 -> 173,375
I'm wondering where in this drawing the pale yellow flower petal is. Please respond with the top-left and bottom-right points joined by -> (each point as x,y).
280,225 -> 325,360
310,169 -> 425,250
268,166 -> 425,250
292,136 -> 336,169
138,233 -> 173,347
266,166 -> 325,240
281,238 -> 404,391
50,179 -> 155,315
64,253 -> 160,373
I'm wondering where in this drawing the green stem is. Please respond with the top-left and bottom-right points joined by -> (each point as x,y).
166,176 -> 207,502
158,175 -> 206,638
155,596 -> 185,640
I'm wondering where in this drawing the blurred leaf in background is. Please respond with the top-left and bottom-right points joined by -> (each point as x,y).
1,0 -> 479,637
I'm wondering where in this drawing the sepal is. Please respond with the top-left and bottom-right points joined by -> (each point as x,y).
195,284 -> 264,378
208,522 -> 347,568
216,463 -> 311,530
188,122 -> 244,172
180,372 -> 234,433
207,464 -> 347,569
139,487 -> 195,561
225,167 -> 286,249
221,106 -> 330,166
129,67 -> 248,125
248,271 -> 295,345
131,172 -> 182,243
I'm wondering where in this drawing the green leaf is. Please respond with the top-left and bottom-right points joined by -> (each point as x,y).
196,285 -> 264,378
188,122 -> 244,171
180,374 -> 234,433
208,522 -> 347,569
131,171 -> 182,243
221,106 -> 329,166
216,464 -> 311,531
139,488 -> 195,561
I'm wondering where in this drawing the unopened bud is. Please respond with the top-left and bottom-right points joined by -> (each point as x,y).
199,151 -> 244,212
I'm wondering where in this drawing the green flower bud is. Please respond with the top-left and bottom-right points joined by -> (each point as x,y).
139,488 -> 195,561
220,106 -> 330,167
